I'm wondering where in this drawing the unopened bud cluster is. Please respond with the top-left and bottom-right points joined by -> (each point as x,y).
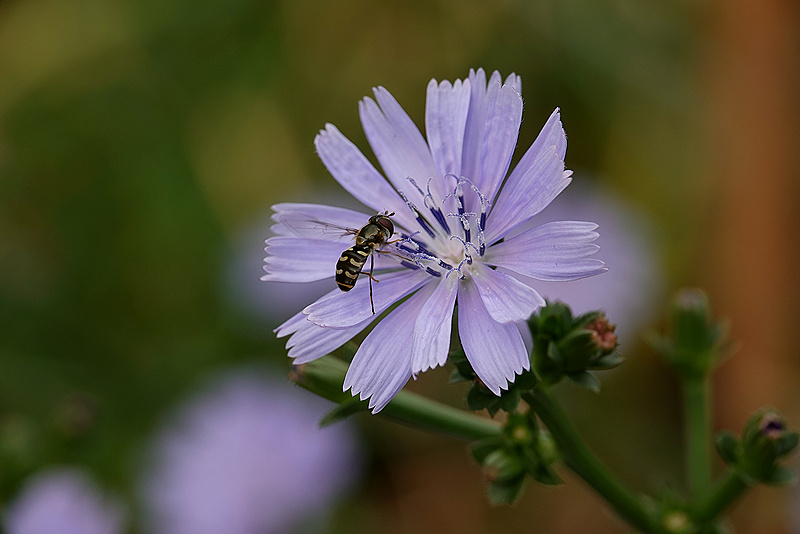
471,411 -> 560,504
715,410 -> 798,486
529,302 -> 623,392
648,288 -> 727,377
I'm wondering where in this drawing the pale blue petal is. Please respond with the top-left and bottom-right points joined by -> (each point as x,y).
270,203 -> 372,242
261,237 -> 347,282
359,89 -> 437,211
411,274 -> 458,374
485,148 -> 571,244
343,288 -> 436,412
469,262 -> 545,323
472,82 -> 523,206
274,308 -> 308,337
509,108 -> 567,182
458,70 -> 523,212
504,72 -> 521,93
460,69 -> 489,201
486,221 -> 606,281
485,109 -> 569,242
275,294 -> 373,364
314,125 -> 416,230
287,321 -> 367,364
304,269 -> 430,327
457,276 -> 529,395
425,78 -> 470,183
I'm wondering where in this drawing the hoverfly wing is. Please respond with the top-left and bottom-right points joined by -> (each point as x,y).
272,214 -> 356,241
271,204 -> 361,242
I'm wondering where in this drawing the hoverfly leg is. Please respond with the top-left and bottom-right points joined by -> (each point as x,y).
375,248 -> 409,262
368,253 -> 375,315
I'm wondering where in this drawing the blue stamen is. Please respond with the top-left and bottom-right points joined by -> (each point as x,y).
408,176 -> 452,234
438,258 -> 454,270
430,207 -> 451,233
425,267 -> 442,277
399,233 -> 435,257
399,190 -> 436,238
449,234 -> 479,257
400,260 -> 421,270
416,216 -> 436,238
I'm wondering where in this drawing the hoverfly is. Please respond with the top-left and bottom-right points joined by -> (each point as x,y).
335,213 -> 396,314
336,212 -> 394,315
273,207 -> 398,315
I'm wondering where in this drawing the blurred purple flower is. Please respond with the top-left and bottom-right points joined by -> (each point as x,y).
262,69 -> 605,411
139,370 -> 360,534
3,467 -> 125,534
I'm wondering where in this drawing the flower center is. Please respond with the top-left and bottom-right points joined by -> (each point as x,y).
391,176 -> 490,279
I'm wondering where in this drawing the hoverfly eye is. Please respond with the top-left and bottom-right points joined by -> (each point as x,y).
378,217 -> 393,235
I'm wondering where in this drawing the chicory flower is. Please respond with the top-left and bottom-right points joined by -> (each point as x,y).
263,69 -> 605,412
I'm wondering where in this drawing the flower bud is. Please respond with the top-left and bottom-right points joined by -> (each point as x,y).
482,449 -> 525,483
661,510 -> 691,534
736,410 -> 798,485
585,316 -> 618,352
529,303 -> 624,391
648,288 -> 727,376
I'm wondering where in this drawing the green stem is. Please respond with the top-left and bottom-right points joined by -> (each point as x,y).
683,373 -> 711,497
691,469 -> 750,523
291,356 -> 501,441
524,388 -> 657,533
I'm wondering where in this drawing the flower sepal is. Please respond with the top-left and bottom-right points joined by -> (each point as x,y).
319,399 -> 371,427
529,302 -> 622,391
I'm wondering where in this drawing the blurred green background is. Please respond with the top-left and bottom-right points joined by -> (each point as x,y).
1,0 -> 798,532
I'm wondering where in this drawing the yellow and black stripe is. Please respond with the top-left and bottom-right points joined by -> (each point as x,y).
335,244 -> 371,291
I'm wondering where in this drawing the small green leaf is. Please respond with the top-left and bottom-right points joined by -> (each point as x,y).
449,369 -> 471,384
591,352 -> 625,369
487,477 -> 527,505
319,400 -> 368,427
558,330 -> 598,372
644,330 -> 673,358
531,463 -> 562,486
567,371 -> 601,393
760,465 -> 797,486
573,310 -> 604,329
515,370 -> 539,390
547,342 -> 564,364
466,384 -> 497,412
714,431 -> 740,465
778,432 -> 799,457
499,389 -> 522,413
470,437 -> 503,463
519,447 -> 540,473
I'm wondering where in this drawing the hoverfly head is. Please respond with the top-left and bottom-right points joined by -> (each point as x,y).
372,214 -> 394,237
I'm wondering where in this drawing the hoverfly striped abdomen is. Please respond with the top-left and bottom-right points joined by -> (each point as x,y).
336,244 -> 371,291
334,213 -> 395,313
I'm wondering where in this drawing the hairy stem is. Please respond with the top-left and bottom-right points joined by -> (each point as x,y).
291,355 -> 500,441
